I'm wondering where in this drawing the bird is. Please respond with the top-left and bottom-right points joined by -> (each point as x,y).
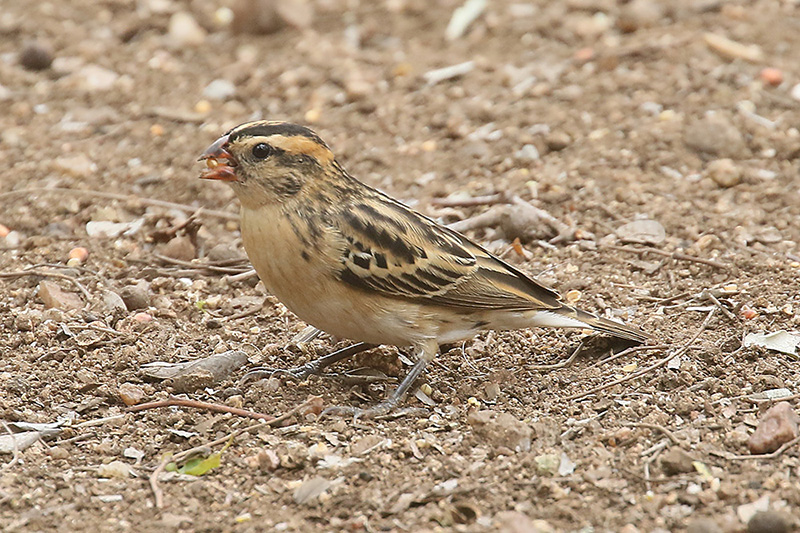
199,120 -> 648,417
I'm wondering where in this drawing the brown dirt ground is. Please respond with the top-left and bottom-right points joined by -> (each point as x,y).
2,0 -> 800,531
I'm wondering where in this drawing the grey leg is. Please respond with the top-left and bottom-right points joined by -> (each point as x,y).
240,342 -> 377,386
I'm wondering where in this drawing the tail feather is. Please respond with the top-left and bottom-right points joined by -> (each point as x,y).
566,306 -> 649,344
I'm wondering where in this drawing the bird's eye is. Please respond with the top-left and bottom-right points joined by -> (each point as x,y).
251,143 -> 273,159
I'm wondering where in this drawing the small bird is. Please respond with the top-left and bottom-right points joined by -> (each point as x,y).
200,120 -> 647,417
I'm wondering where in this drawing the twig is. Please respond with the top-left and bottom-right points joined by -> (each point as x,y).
624,422 -> 681,446
430,194 -> 506,208
150,453 -> 170,509
702,290 -> 738,322
0,269 -> 92,301
225,269 -> 259,283
1,421 -> 20,470
127,397 -> 275,421
530,340 -> 584,370
726,436 -> 800,461
596,344 -> 671,367
567,309 -> 716,401
148,396 -> 321,508
0,188 -> 238,220
604,245 -> 728,270
152,253 -> 251,274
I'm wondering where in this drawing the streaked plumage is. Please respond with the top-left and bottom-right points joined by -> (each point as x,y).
200,120 -> 648,416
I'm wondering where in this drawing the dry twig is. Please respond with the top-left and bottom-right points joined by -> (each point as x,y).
567,309 -> 716,401
604,245 -> 728,270
127,397 -> 275,421
624,422 -> 681,446
1,421 -> 20,470
0,269 -> 93,301
726,436 -> 800,461
148,396 -> 321,508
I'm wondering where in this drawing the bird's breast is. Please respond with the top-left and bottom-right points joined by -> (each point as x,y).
239,205 -> 431,346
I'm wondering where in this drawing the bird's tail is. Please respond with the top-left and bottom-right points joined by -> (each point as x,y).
559,306 -> 650,344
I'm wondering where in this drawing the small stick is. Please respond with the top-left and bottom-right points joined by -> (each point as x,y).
530,341 -> 584,370
225,269 -> 259,283
0,188 -> 238,221
624,422 -> 681,446
604,245 -> 728,270
596,344 -> 671,367
152,253 -> 251,274
726,436 -> 800,461
567,309 -> 716,401
148,396 -> 321,508
703,290 -> 738,322
0,269 -> 93,301
127,397 -> 275,421
1,421 -> 20,470
430,194 -> 506,208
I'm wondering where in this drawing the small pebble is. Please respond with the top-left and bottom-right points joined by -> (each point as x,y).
203,79 -> 236,100
120,284 -> 150,311
748,511 -> 790,533
706,158 -> 742,187
544,131 -> 571,151
68,246 -> 89,263
38,280 -> 83,311
19,40 -> 53,70
660,446 -> 695,475
685,114 -> 747,158
97,460 -> 132,479
168,11 -> 206,47
118,383 -> 145,406
515,144 -> 540,161
791,83 -> 800,102
0,223 -> 10,238
160,236 -> 196,261
75,64 -> 119,92
686,518 -> 722,533
133,312 -> 153,323
759,68 -> 783,87
748,401 -> 800,454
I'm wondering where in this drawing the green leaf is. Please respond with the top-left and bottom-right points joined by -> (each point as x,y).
178,453 -> 221,476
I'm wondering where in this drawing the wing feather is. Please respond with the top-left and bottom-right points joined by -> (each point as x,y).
333,192 -> 563,312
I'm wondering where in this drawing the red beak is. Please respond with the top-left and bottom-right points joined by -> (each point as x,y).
199,134 -> 238,182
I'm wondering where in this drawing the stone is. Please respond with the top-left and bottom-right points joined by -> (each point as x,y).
160,236 -> 196,261
168,12 -> 206,47
748,511 -> 791,533
467,410 -> 532,452
120,283 -> 150,311
19,40 -> 53,70
706,158 -> 742,187
685,114 -> 747,158
38,281 -> 83,311
615,219 -> 666,246
118,383 -> 145,406
660,446 -> 695,475
494,511 -> 555,533
748,401 -> 800,454
203,79 -> 236,100
686,518 -> 722,533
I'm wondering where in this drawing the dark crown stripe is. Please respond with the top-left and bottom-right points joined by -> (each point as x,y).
228,121 -> 327,147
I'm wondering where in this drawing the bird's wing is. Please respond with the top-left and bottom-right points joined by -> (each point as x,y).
332,194 -> 564,312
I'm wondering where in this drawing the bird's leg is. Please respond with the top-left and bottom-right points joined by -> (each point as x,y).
240,342 -> 377,385
323,340 -> 438,419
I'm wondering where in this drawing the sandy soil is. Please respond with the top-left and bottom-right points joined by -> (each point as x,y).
1,0 -> 800,531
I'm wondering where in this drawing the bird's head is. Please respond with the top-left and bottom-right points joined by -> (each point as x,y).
199,121 -> 335,207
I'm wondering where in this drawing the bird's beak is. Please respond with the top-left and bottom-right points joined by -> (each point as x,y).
199,134 -> 238,182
